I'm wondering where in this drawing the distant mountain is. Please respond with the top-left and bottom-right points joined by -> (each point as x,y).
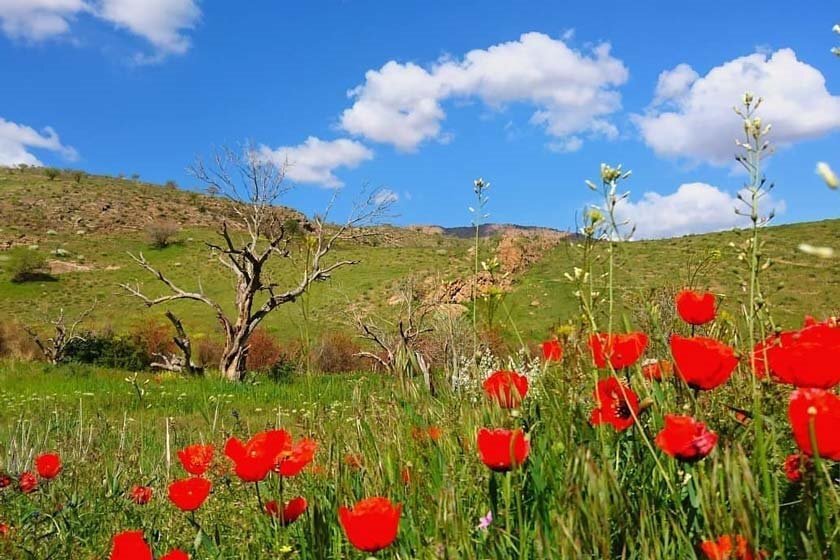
408,223 -> 574,239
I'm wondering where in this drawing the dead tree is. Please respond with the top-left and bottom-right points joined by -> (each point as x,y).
150,311 -> 203,375
354,280 -> 436,393
121,144 -> 391,381
25,304 -> 95,364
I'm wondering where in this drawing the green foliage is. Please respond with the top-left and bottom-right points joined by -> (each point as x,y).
63,333 -> 150,370
5,248 -> 51,283
44,167 -> 60,180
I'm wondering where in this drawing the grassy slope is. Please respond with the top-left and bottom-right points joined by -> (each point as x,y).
1,166 -> 838,346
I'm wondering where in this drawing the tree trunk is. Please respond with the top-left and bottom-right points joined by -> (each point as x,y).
220,343 -> 248,381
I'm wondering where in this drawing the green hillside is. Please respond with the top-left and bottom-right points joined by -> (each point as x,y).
1,166 -> 838,351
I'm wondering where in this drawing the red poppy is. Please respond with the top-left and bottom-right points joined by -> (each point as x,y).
34,453 -> 61,479
411,426 -> 442,442
588,332 -> 648,369
168,477 -> 211,512
700,535 -> 766,560
541,339 -> 563,362
400,467 -> 411,485
109,531 -> 153,560
482,370 -> 528,408
590,377 -> 640,431
676,289 -> 716,326
344,454 -> 363,469
642,359 -> 673,381
755,320 -> 840,389
19,472 -> 37,494
338,497 -> 402,553
264,496 -> 307,525
160,551 -> 190,560
783,454 -> 809,483
274,438 -> 317,477
0,474 -> 11,489
0,523 -> 9,538
655,415 -> 718,462
129,485 -> 153,505
671,335 -> 738,390
177,444 -> 214,476
788,388 -> 840,461
476,428 -> 530,472
224,430 -> 291,482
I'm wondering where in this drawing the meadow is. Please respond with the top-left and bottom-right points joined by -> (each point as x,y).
1,107 -> 839,559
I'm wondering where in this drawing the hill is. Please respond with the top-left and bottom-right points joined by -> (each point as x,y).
0,166 -> 838,352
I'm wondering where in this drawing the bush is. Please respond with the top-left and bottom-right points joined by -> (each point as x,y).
195,337 -> 224,369
130,319 -> 176,358
64,333 -> 150,370
0,319 -> 42,360
72,171 -> 84,184
165,180 -> 178,190
267,357 -> 297,383
44,167 -> 60,180
246,328 -> 282,372
145,220 -> 180,249
312,331 -> 364,373
5,248 -> 52,283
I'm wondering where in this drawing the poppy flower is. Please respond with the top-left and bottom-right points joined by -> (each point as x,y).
19,472 -> 37,493
700,535 -> 766,560
676,289 -> 716,326
160,551 -> 190,560
590,377 -> 640,431
168,477 -> 211,512
0,474 -> 11,489
129,485 -> 153,505
655,415 -> 718,462
755,320 -> 840,389
264,496 -> 307,525
177,444 -> 214,476
109,530 -> 153,560
338,497 -> 402,553
671,335 -> 738,390
400,467 -> 411,485
783,454 -> 809,483
225,429 -> 291,482
541,339 -> 563,362
476,428 -> 530,472
274,438 -> 317,477
482,370 -> 528,408
788,388 -> 840,460
34,453 -> 61,479
411,426 -> 442,442
0,523 -> 9,538
642,359 -> 672,381
588,332 -> 648,369
344,454 -> 363,469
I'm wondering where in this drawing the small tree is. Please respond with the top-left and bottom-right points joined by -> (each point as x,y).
72,171 -> 84,184
121,144 -> 392,381
145,220 -> 181,249
44,167 -> 60,181
6,248 -> 51,283
25,304 -> 95,364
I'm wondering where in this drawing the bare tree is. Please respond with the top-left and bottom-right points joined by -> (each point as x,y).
121,144 -> 391,381
149,311 -> 203,375
25,304 -> 96,364
354,280 -> 436,393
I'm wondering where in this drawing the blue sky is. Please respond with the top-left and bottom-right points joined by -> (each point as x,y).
1,1 -> 838,237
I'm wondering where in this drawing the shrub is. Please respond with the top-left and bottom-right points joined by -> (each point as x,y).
72,171 -> 84,184
145,220 -> 180,249
165,180 -> 178,190
0,319 -> 42,360
64,333 -> 150,370
195,337 -> 224,369
130,319 -> 176,358
5,248 -> 52,283
267,357 -> 297,383
312,331 -> 364,373
44,167 -> 60,181
246,328 -> 282,372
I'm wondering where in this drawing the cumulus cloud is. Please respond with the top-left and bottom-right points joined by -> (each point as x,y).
340,32 -> 629,151
257,137 -> 373,188
0,0 -> 200,59
372,188 -> 398,205
613,182 -> 785,239
0,116 -> 77,166
635,49 -> 840,164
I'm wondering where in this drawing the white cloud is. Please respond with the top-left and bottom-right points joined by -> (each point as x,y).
0,0 -> 200,60
373,188 -> 398,205
98,0 -> 200,59
0,0 -> 87,40
340,32 -> 628,151
613,182 -> 785,239
258,137 -> 373,188
0,116 -> 77,166
635,49 -> 840,164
